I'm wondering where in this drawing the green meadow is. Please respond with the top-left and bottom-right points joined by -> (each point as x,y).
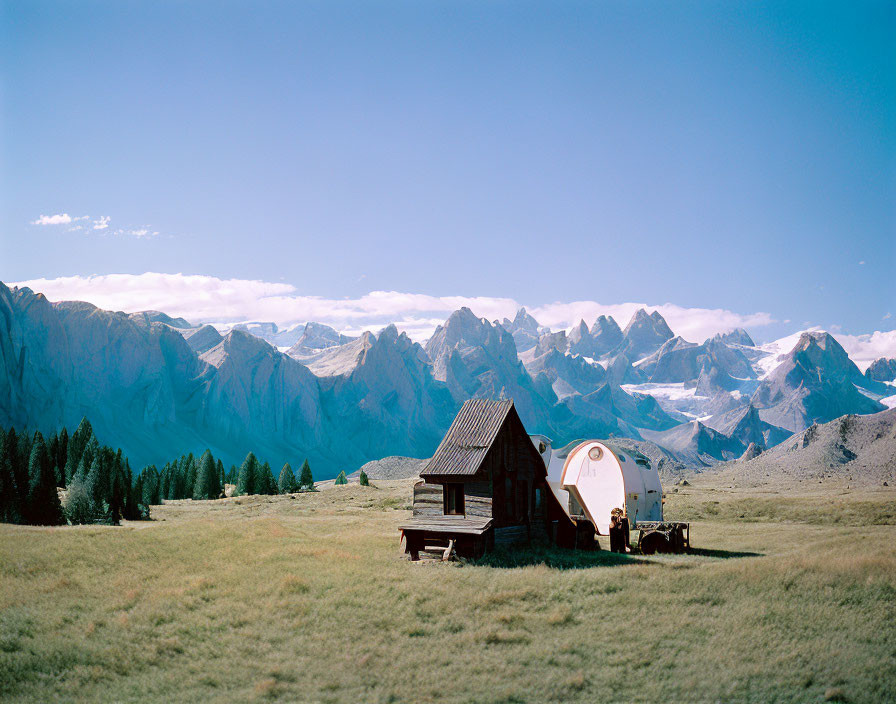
2,479 -> 894,703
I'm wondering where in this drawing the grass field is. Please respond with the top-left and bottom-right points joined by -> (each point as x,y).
2,479 -> 895,703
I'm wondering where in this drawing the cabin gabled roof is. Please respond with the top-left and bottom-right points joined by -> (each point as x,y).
420,399 -> 515,477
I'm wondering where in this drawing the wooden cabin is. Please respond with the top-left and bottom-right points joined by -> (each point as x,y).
398,399 -> 587,560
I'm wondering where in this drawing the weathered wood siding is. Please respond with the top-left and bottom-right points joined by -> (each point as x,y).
412,482 -> 443,517
464,481 -> 492,518
495,525 -> 529,547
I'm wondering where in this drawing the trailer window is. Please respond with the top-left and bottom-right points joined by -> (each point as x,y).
444,484 -> 464,515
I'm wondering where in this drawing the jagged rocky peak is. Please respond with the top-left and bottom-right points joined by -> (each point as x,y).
787,331 -> 867,385
623,308 -> 673,337
568,319 -> 590,344
234,321 -> 278,337
499,307 -> 543,353
503,307 -> 541,334
428,307 -> 511,354
299,321 -> 354,349
710,328 -> 755,347
749,331 -> 886,433
534,330 -> 568,356
866,357 -> 896,383
605,353 -> 643,386
617,308 -> 675,361
590,314 -> 622,341
285,321 -> 356,361
566,319 -> 603,358
694,362 -> 739,396
128,310 -> 194,329
181,324 -> 224,355
739,442 -> 763,461
524,345 -> 607,399
201,327 -> 278,367
233,321 -> 307,348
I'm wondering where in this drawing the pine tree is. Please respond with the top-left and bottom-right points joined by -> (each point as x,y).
259,461 -> 277,495
159,463 -> 171,501
64,418 -> 93,484
278,463 -> 297,494
6,429 -> 27,506
299,459 -> 314,490
123,458 -> 140,520
130,471 -> 144,519
334,471 -> 348,486
141,465 -> 161,506
48,432 -> 61,486
217,459 -> 226,491
0,432 -> 22,524
183,453 -> 197,500
64,480 -> 95,525
109,455 -> 124,525
85,454 -> 106,520
57,427 -> 69,486
194,450 -> 221,500
236,452 -> 259,496
74,435 -> 99,485
25,433 -> 64,525
359,470 -> 369,487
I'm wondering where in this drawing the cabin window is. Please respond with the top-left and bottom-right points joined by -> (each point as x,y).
534,487 -> 544,518
444,484 -> 464,515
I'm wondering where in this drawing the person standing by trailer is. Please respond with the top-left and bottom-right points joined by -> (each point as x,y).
609,507 -> 628,553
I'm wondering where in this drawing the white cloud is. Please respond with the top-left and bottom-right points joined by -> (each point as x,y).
859,261 -> 866,265
831,330 -> 896,371
9,272 -> 783,345
31,213 -> 72,225
115,228 -> 157,238
93,216 -> 111,230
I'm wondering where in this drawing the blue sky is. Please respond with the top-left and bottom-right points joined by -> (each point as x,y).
2,1 -> 894,342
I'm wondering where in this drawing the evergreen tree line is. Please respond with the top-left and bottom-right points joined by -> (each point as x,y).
0,419 -> 145,526
137,449 -> 227,504
237,454 -> 315,496
136,452 -> 316,503
0,417 -> 321,526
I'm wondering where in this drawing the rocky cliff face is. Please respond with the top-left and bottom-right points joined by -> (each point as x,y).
639,336 -> 755,384
316,325 -> 456,466
709,328 -> 755,347
524,347 -> 606,399
751,333 -> 886,432
425,307 -> 554,434
704,403 -> 790,450
286,322 -> 356,362
4,281 -> 893,475
499,308 -> 543,353
866,357 -> 896,383
615,309 -> 675,361
640,420 -> 744,465
717,408 -> 896,487
590,315 -> 624,354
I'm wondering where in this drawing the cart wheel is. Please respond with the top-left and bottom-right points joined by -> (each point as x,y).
639,532 -> 669,555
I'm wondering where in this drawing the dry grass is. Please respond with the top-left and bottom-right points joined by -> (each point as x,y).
1,479 -> 895,703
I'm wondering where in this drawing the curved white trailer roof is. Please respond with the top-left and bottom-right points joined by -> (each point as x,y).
541,439 -> 663,534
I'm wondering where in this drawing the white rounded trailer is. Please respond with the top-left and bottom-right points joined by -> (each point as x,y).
532,436 -> 689,554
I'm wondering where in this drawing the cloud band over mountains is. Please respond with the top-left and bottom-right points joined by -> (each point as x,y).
9,272 -> 894,365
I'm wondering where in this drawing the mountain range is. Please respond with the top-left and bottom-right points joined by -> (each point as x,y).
1,280 -> 893,477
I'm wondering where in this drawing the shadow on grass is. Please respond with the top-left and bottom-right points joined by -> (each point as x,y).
687,547 -> 763,559
472,545 -> 651,570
